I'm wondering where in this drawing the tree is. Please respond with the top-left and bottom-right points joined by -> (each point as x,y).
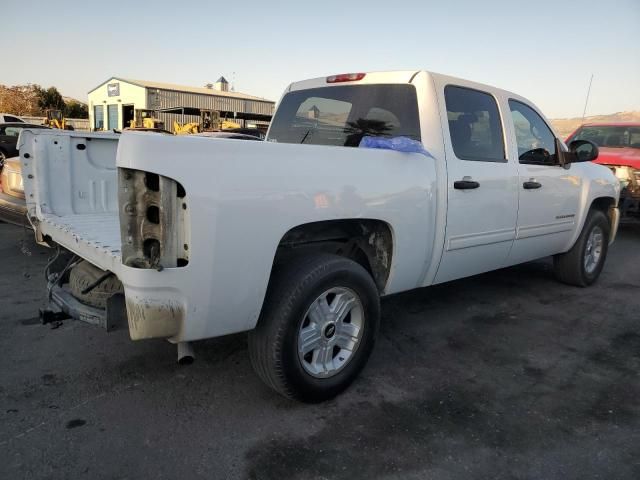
65,101 -> 88,119
35,86 -> 66,112
0,84 -> 41,115
0,83 -> 88,118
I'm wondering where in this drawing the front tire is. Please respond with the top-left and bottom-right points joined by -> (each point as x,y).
553,209 -> 610,287
248,254 -> 380,402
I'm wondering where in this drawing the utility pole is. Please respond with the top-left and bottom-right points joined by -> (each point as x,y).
581,74 -> 593,122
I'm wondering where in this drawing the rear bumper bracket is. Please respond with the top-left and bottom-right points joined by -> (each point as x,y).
47,285 -> 126,331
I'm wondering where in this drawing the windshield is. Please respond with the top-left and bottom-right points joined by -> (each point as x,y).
267,84 -> 421,147
571,125 -> 640,149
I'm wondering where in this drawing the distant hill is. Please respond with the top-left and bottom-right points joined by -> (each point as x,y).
550,111 -> 640,139
62,96 -> 86,105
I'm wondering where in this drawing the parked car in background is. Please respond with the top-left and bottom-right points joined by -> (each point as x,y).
567,123 -> 640,219
0,123 -> 50,164
0,156 -> 29,226
0,123 -> 50,226
0,113 -> 25,124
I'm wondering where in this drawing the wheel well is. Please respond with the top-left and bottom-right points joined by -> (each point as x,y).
274,219 -> 393,292
590,197 -> 616,223
590,197 -> 616,217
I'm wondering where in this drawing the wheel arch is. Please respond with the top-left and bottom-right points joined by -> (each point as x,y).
271,218 -> 395,294
589,195 -> 618,243
589,196 -> 616,214
566,164 -> 619,252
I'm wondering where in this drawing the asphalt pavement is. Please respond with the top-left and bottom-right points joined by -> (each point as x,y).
1,222 -> 638,480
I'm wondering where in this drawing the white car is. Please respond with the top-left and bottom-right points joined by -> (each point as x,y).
20,70 -> 620,402
0,113 -> 25,123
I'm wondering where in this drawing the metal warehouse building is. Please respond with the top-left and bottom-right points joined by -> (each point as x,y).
87,76 -> 275,132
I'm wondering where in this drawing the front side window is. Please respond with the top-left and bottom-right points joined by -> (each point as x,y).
509,100 -> 556,165
267,84 -> 421,147
444,85 -> 505,162
5,116 -> 22,123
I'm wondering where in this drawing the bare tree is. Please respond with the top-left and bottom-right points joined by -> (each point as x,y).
0,84 -> 41,116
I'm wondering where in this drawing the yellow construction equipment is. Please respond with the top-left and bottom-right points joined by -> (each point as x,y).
128,109 -> 165,130
173,110 -> 241,135
45,109 -> 71,130
221,119 -> 241,130
173,121 -> 200,135
200,110 -> 220,132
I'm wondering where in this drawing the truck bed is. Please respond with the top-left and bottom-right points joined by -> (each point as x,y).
19,130 -> 122,274
38,212 -> 122,273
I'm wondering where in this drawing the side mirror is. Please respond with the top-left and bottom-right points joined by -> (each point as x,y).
568,139 -> 599,162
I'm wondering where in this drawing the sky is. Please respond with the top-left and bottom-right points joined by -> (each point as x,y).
3,0 -> 639,118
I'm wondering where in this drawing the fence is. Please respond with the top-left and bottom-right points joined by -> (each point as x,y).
21,116 -> 90,131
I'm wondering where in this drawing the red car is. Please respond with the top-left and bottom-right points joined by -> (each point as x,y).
567,122 -> 640,219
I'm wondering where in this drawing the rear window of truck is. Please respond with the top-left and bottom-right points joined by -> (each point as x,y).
267,84 -> 421,147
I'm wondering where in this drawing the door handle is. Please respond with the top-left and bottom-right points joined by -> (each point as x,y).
523,181 -> 542,189
454,180 -> 480,190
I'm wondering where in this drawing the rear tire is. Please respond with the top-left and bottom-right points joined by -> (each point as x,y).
248,254 -> 380,402
553,209 -> 610,287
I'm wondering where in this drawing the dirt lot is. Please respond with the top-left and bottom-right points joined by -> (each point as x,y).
0,222 -> 638,480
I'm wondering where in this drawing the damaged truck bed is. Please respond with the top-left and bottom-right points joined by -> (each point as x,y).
20,130 -> 125,328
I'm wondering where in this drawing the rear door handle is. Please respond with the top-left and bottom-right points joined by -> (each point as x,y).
523,181 -> 542,189
454,180 -> 480,190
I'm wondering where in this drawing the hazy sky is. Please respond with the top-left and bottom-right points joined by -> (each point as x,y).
4,0 -> 639,118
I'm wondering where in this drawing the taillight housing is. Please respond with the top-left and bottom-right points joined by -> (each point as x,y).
119,168 -> 189,270
326,73 -> 366,83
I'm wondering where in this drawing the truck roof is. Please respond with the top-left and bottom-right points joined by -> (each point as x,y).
286,70 -> 518,99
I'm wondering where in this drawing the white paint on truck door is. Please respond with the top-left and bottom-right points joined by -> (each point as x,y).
506,99 -> 583,265
434,85 -> 519,284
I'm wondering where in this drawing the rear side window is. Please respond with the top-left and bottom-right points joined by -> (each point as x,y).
444,85 -> 505,162
267,84 -> 421,147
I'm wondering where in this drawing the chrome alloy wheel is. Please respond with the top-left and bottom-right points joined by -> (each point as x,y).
297,287 -> 365,378
584,225 -> 604,274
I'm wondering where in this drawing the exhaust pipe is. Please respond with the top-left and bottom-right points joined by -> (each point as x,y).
177,342 -> 195,365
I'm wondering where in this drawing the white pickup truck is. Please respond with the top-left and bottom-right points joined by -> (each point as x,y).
20,70 -> 620,402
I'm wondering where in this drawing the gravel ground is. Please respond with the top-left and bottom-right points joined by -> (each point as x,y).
1,222 -> 638,480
